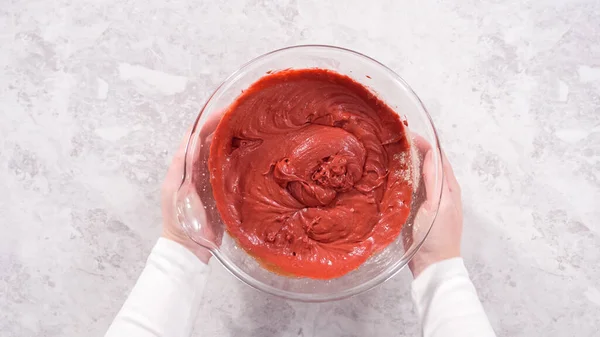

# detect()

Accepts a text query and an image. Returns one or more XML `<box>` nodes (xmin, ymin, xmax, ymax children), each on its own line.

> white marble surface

<box><xmin>1</xmin><ymin>0</ymin><xmax>599</xmax><ymax>336</ymax></box>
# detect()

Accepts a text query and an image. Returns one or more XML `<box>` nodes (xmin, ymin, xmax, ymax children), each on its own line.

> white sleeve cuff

<box><xmin>411</xmin><ymin>257</ymin><xmax>496</xmax><ymax>337</ymax></box>
<box><xmin>150</xmin><ymin>237</ymin><xmax>209</xmax><ymax>278</ymax></box>
<box><xmin>412</xmin><ymin>257</ymin><xmax>469</xmax><ymax>303</ymax></box>
<box><xmin>105</xmin><ymin>238</ymin><xmax>210</xmax><ymax>337</ymax></box>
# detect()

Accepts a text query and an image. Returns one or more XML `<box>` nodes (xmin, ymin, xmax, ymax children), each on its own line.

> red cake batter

<box><xmin>208</xmin><ymin>69</ymin><xmax>412</xmax><ymax>279</ymax></box>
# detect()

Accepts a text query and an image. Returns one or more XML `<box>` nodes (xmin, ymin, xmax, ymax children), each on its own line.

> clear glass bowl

<box><xmin>175</xmin><ymin>45</ymin><xmax>443</xmax><ymax>302</ymax></box>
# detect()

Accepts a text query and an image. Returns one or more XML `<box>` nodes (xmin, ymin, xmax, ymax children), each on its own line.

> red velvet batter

<box><xmin>208</xmin><ymin>69</ymin><xmax>412</xmax><ymax>279</ymax></box>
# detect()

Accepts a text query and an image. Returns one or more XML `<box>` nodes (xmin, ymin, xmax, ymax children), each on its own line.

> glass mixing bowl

<box><xmin>175</xmin><ymin>45</ymin><xmax>443</xmax><ymax>302</ymax></box>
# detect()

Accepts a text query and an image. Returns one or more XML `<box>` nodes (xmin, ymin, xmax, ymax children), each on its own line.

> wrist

<box><xmin>408</xmin><ymin>251</ymin><xmax>460</xmax><ymax>278</ymax></box>
<box><xmin>161</xmin><ymin>229</ymin><xmax>212</xmax><ymax>264</ymax></box>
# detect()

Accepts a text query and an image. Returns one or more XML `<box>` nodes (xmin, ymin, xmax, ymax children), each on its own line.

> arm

<box><xmin>105</xmin><ymin>239</ymin><xmax>209</xmax><ymax>337</ymax></box>
<box><xmin>106</xmin><ymin>129</ymin><xmax>213</xmax><ymax>337</ymax></box>
<box><xmin>411</xmin><ymin>258</ymin><xmax>495</xmax><ymax>337</ymax></box>
<box><xmin>409</xmin><ymin>144</ymin><xmax>495</xmax><ymax>336</ymax></box>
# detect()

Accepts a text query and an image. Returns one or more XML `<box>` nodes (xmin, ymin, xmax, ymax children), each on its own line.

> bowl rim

<box><xmin>179</xmin><ymin>44</ymin><xmax>443</xmax><ymax>302</ymax></box>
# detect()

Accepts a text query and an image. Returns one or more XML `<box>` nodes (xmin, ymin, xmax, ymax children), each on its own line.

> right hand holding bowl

<box><xmin>409</xmin><ymin>138</ymin><xmax>463</xmax><ymax>278</ymax></box>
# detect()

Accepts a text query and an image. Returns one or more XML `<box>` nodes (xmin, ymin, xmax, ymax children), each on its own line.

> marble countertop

<box><xmin>1</xmin><ymin>0</ymin><xmax>599</xmax><ymax>336</ymax></box>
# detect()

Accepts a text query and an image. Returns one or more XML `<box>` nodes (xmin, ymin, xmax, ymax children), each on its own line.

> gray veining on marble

<box><xmin>1</xmin><ymin>0</ymin><xmax>599</xmax><ymax>336</ymax></box>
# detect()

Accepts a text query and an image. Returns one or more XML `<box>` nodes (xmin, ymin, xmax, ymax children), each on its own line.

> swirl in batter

<box><xmin>209</xmin><ymin>69</ymin><xmax>412</xmax><ymax>279</ymax></box>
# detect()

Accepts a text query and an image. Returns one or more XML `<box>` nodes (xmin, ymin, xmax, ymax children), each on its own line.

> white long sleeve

<box><xmin>411</xmin><ymin>257</ymin><xmax>496</xmax><ymax>337</ymax></box>
<box><xmin>106</xmin><ymin>242</ymin><xmax>493</xmax><ymax>337</ymax></box>
<box><xmin>105</xmin><ymin>238</ymin><xmax>209</xmax><ymax>337</ymax></box>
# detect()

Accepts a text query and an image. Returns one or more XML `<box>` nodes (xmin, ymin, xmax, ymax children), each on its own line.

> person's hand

<box><xmin>408</xmin><ymin>142</ymin><xmax>463</xmax><ymax>278</ymax></box>
<box><xmin>161</xmin><ymin>129</ymin><xmax>212</xmax><ymax>264</ymax></box>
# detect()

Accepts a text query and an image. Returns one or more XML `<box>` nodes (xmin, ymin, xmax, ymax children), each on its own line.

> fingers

<box><xmin>441</xmin><ymin>150</ymin><xmax>460</xmax><ymax>195</ymax></box>
<box><xmin>421</xmin><ymin>149</ymin><xmax>438</xmax><ymax>211</ymax></box>
<box><xmin>416</xmin><ymin>139</ymin><xmax>461</xmax><ymax>209</ymax></box>
<box><xmin>410</xmin><ymin>132</ymin><xmax>432</xmax><ymax>155</ymax></box>
<box><xmin>166</xmin><ymin>113</ymin><xmax>222</xmax><ymax>188</ymax></box>
<box><xmin>177</xmin><ymin>125</ymin><xmax>194</xmax><ymax>157</ymax></box>
<box><xmin>411</xmin><ymin>132</ymin><xmax>441</xmax><ymax>211</ymax></box>
<box><xmin>198</xmin><ymin>113</ymin><xmax>223</xmax><ymax>140</ymax></box>
<box><xmin>164</xmin><ymin>126</ymin><xmax>194</xmax><ymax>192</ymax></box>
